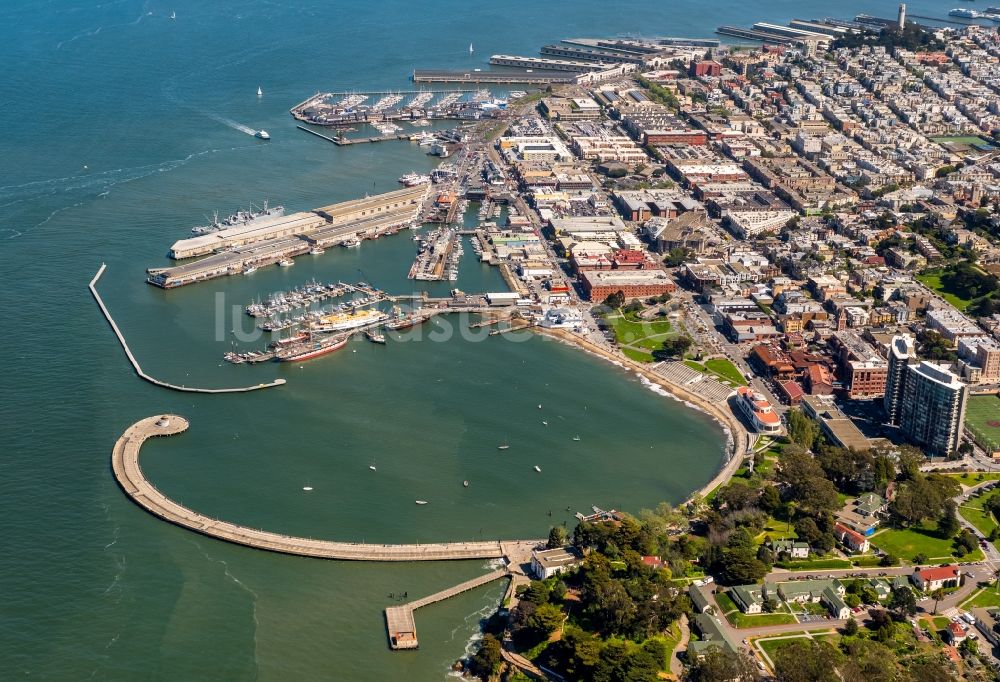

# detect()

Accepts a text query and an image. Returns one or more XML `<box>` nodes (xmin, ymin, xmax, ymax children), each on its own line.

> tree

<box><xmin>655</xmin><ymin>335</ymin><xmax>694</xmax><ymax>359</ymax></box>
<box><xmin>759</xmin><ymin>485</ymin><xmax>781</xmax><ymax>513</ymax></box>
<box><xmin>604</xmin><ymin>290</ymin><xmax>626</xmax><ymax>310</ymax></box>
<box><xmin>547</xmin><ymin>525</ymin><xmax>568</xmax><ymax>549</ymax></box>
<box><xmin>685</xmin><ymin>648</ymin><xmax>760</xmax><ymax>682</ymax></box>
<box><xmin>528</xmin><ymin>602</ymin><xmax>565</xmax><ymax>637</ymax></box>
<box><xmin>843</xmin><ymin>617</ymin><xmax>859</xmax><ymax>636</ymax></box>
<box><xmin>888</xmin><ymin>585</ymin><xmax>917</xmax><ymax>618</ymax></box>
<box><xmin>664</xmin><ymin>247</ymin><xmax>693</xmax><ymax>267</ymax></box>
<box><xmin>938</xmin><ymin>500</ymin><xmax>960</xmax><ymax>539</ymax></box>
<box><xmin>772</xmin><ymin>640</ymin><xmax>843</xmax><ymax>682</ymax></box>
<box><xmin>930</xmin><ymin>587</ymin><xmax>946</xmax><ymax>615</ymax></box>
<box><xmin>786</xmin><ymin>409</ymin><xmax>820</xmax><ymax>450</ymax></box>
<box><xmin>467</xmin><ymin>633</ymin><xmax>503</xmax><ymax>680</ymax></box>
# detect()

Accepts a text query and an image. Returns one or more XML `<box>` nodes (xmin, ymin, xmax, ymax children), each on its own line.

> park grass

<box><xmin>851</xmin><ymin>555</ymin><xmax>885</xmax><ymax>568</ymax></box>
<box><xmin>622</xmin><ymin>347</ymin><xmax>654</xmax><ymax>363</ymax></box>
<box><xmin>930</xmin><ymin>135</ymin><xmax>995</xmax><ymax>146</ymax></box>
<box><xmin>872</xmin><ymin>523</ymin><xmax>984</xmax><ymax>562</ymax></box>
<box><xmin>962</xmin><ymin>585</ymin><xmax>1000</xmax><ymax>610</ymax></box>
<box><xmin>754</xmin><ymin>514</ymin><xmax>796</xmax><ymax>543</ymax></box>
<box><xmin>777</xmin><ymin>558</ymin><xmax>853</xmax><ymax>571</ymax></box>
<box><xmin>685</xmin><ymin>360</ymin><xmax>708</xmax><ymax>373</ymax></box>
<box><xmin>704</xmin><ymin>358</ymin><xmax>747</xmax><ymax>386</ymax></box>
<box><xmin>916</xmin><ymin>270</ymin><xmax>972</xmax><ymax>311</ymax></box>
<box><xmin>757</xmin><ymin>634</ymin><xmax>810</xmax><ymax>662</ymax></box>
<box><xmin>959</xmin><ymin>496</ymin><xmax>998</xmax><ymax>538</ymax></box>
<box><xmin>966</xmin><ymin>395</ymin><xmax>1000</xmax><ymax>453</ymax></box>
<box><xmin>729</xmin><ymin>611</ymin><xmax>798</xmax><ymax>628</ymax></box>
<box><xmin>947</xmin><ymin>471</ymin><xmax>1000</xmax><ymax>487</ymax></box>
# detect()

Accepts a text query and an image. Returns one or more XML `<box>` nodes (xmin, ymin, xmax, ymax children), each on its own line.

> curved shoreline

<box><xmin>531</xmin><ymin>326</ymin><xmax>750</xmax><ymax>503</ymax></box>
<box><xmin>112</xmin><ymin>415</ymin><xmax>540</xmax><ymax>561</ymax></box>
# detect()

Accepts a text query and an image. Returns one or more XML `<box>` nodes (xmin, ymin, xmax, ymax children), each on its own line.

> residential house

<box><xmin>912</xmin><ymin>565</ymin><xmax>962</xmax><ymax>592</ymax></box>
<box><xmin>730</xmin><ymin>584</ymin><xmax>765</xmax><ymax>614</ymax></box>
<box><xmin>834</xmin><ymin>522</ymin><xmax>871</xmax><ymax>553</ymax></box>
<box><xmin>771</xmin><ymin>539</ymin><xmax>811</xmax><ymax>559</ymax></box>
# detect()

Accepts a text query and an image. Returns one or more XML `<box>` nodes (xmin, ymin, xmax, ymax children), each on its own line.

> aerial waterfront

<box><xmin>5</xmin><ymin>0</ymin><xmax>999</xmax><ymax>680</ymax></box>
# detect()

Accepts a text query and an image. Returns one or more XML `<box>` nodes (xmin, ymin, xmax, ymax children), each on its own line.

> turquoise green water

<box><xmin>0</xmin><ymin>0</ymin><xmax>947</xmax><ymax>677</ymax></box>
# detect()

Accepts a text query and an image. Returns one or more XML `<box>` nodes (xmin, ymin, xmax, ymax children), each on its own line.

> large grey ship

<box><xmin>190</xmin><ymin>200</ymin><xmax>285</xmax><ymax>235</ymax></box>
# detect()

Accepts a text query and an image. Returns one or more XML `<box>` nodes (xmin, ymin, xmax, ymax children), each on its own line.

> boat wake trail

<box><xmin>0</xmin><ymin>145</ymin><xmax>257</xmax><ymax>240</ymax></box>
<box><xmin>200</xmin><ymin>110</ymin><xmax>258</xmax><ymax>136</ymax></box>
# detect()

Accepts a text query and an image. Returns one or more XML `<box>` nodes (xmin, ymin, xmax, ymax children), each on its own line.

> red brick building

<box><xmin>580</xmin><ymin>269</ymin><xmax>676</xmax><ymax>301</ymax></box>
<box><xmin>689</xmin><ymin>60</ymin><xmax>722</xmax><ymax>78</ymax></box>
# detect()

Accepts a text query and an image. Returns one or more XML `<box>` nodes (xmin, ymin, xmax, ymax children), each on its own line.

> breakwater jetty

<box><xmin>90</xmin><ymin>265</ymin><xmax>286</xmax><ymax>394</ymax></box>
<box><xmin>112</xmin><ymin>415</ymin><xmax>540</xmax><ymax>561</ymax></box>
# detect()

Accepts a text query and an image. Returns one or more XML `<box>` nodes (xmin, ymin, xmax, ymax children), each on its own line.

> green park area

<box><xmin>872</xmin><ymin>523</ymin><xmax>984</xmax><ymax>562</ymax></box>
<box><xmin>916</xmin><ymin>270</ymin><xmax>972</xmax><ymax>311</ymax></box>
<box><xmin>947</xmin><ymin>472</ymin><xmax>1000</xmax><ymax>487</ymax></box>
<box><xmin>603</xmin><ymin>309</ymin><xmax>679</xmax><ymax>363</ymax></box>
<box><xmin>959</xmin><ymin>494</ymin><xmax>999</xmax><ymax>538</ymax></box>
<box><xmin>966</xmin><ymin>395</ymin><xmax>1000</xmax><ymax>453</ymax></box>
<box><xmin>685</xmin><ymin>358</ymin><xmax>747</xmax><ymax>386</ymax></box>
<box><xmin>962</xmin><ymin>585</ymin><xmax>1000</xmax><ymax>610</ymax></box>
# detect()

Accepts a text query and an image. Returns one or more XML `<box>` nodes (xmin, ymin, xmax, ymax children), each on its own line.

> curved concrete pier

<box><xmin>112</xmin><ymin>415</ymin><xmax>534</xmax><ymax>561</ymax></box>
<box><xmin>90</xmin><ymin>263</ymin><xmax>286</xmax><ymax>394</ymax></box>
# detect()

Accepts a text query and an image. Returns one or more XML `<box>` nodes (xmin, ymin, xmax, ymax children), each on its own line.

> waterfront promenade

<box><xmin>112</xmin><ymin>414</ymin><xmax>540</xmax><ymax>561</ymax></box>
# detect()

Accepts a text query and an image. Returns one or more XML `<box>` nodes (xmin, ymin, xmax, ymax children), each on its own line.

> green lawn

<box><xmin>959</xmin><ymin>497</ymin><xmax>999</xmax><ymax>537</ymax></box>
<box><xmin>963</xmin><ymin>585</ymin><xmax>1000</xmax><ymax>609</ymax></box>
<box><xmin>657</xmin><ymin>622</ymin><xmax>683</xmax><ymax>667</ymax></box>
<box><xmin>947</xmin><ymin>472</ymin><xmax>1000</xmax><ymax>487</ymax></box>
<box><xmin>755</xmin><ymin>514</ymin><xmax>796</xmax><ymax>543</ymax></box>
<box><xmin>757</xmin><ymin>634</ymin><xmax>810</xmax><ymax>662</ymax></box>
<box><xmin>715</xmin><ymin>591</ymin><xmax>739</xmax><ymax>615</ymax></box>
<box><xmin>872</xmin><ymin>524</ymin><xmax>985</xmax><ymax>562</ymax></box>
<box><xmin>729</xmin><ymin>611</ymin><xmax>798</xmax><ymax>628</ymax></box>
<box><xmin>704</xmin><ymin>358</ymin><xmax>747</xmax><ymax>386</ymax></box>
<box><xmin>777</xmin><ymin>558</ymin><xmax>853</xmax><ymax>570</ymax></box>
<box><xmin>622</xmin><ymin>347</ymin><xmax>654</xmax><ymax>363</ymax></box>
<box><xmin>917</xmin><ymin>271</ymin><xmax>973</xmax><ymax>311</ymax></box>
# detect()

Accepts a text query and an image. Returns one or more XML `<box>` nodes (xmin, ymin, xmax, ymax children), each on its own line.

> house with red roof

<box><xmin>912</xmin><ymin>565</ymin><xmax>962</xmax><ymax>592</ymax></box>
<box><xmin>834</xmin><ymin>522</ymin><xmax>870</xmax><ymax>553</ymax></box>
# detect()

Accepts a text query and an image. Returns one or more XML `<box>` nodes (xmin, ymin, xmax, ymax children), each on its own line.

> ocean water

<box><xmin>0</xmin><ymin>0</ymin><xmax>950</xmax><ymax>678</ymax></box>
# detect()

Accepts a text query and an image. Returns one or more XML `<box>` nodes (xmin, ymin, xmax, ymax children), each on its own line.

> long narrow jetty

<box><xmin>386</xmin><ymin>569</ymin><xmax>510</xmax><ymax>649</ymax></box>
<box><xmin>90</xmin><ymin>265</ymin><xmax>286</xmax><ymax>394</ymax></box>
<box><xmin>112</xmin><ymin>415</ymin><xmax>538</xmax><ymax>561</ymax></box>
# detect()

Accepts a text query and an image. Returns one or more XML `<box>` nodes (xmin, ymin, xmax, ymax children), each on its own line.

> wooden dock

<box><xmin>90</xmin><ymin>264</ymin><xmax>287</xmax><ymax>394</ymax></box>
<box><xmin>112</xmin><ymin>415</ymin><xmax>541</xmax><ymax>562</ymax></box>
<box><xmin>297</xmin><ymin>125</ymin><xmax>412</xmax><ymax>146</ymax></box>
<box><xmin>385</xmin><ymin>569</ymin><xmax>510</xmax><ymax>649</ymax></box>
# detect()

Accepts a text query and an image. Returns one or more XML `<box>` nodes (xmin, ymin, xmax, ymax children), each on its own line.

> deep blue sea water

<box><xmin>0</xmin><ymin>1</ymin><xmax>955</xmax><ymax>678</ymax></box>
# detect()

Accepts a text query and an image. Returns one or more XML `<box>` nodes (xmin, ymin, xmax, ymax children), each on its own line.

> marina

<box><xmin>244</xmin><ymin>281</ymin><xmax>383</xmax><ymax>318</ymax></box>
<box><xmin>290</xmin><ymin>88</ymin><xmax>506</xmax><ymax>128</ymax></box>
<box><xmin>407</xmin><ymin>227</ymin><xmax>462</xmax><ymax>281</ymax></box>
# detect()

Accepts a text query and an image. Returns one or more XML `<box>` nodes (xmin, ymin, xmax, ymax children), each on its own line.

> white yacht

<box><xmin>255</xmin><ymin>130</ymin><xmax>270</xmax><ymax>140</ymax></box>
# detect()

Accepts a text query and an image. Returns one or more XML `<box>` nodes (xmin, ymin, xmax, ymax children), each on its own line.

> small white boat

<box><xmin>170</xmin><ymin>10</ymin><xmax>176</xmax><ymax>19</ymax></box>
<box><xmin>343</xmin><ymin>238</ymin><xmax>361</xmax><ymax>248</ymax></box>
<box><xmin>415</xmin><ymin>500</ymin><xmax>428</xmax><ymax>505</ymax></box>
<box><xmin>534</xmin><ymin>466</ymin><xmax>541</xmax><ymax>473</ymax></box>
<box><xmin>497</xmin><ymin>443</ymin><xmax>509</xmax><ymax>451</ymax></box>
<box><xmin>463</xmin><ymin>480</ymin><xmax>469</xmax><ymax>487</ymax></box>
<box><xmin>278</xmin><ymin>258</ymin><xmax>294</xmax><ymax>267</ymax></box>
<box><xmin>572</xmin><ymin>435</ymin><xmax>581</xmax><ymax>441</ymax></box>
<box><xmin>255</xmin><ymin>130</ymin><xmax>270</xmax><ymax>140</ymax></box>
<box><xmin>542</xmin><ymin>420</ymin><xmax>548</xmax><ymax>426</ymax></box>
<box><xmin>257</xmin><ymin>86</ymin><xmax>263</xmax><ymax>97</ymax></box>
<box><xmin>309</xmin><ymin>246</ymin><xmax>325</xmax><ymax>255</ymax></box>
<box><xmin>369</xmin><ymin>465</ymin><xmax>377</xmax><ymax>472</ymax></box>
<box><xmin>242</xmin><ymin>265</ymin><xmax>258</xmax><ymax>275</ymax></box>
<box><xmin>537</xmin><ymin>404</ymin><xmax>542</xmax><ymax>409</ymax></box>
<box><xmin>302</xmin><ymin>486</ymin><xmax>313</xmax><ymax>491</ymax></box>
